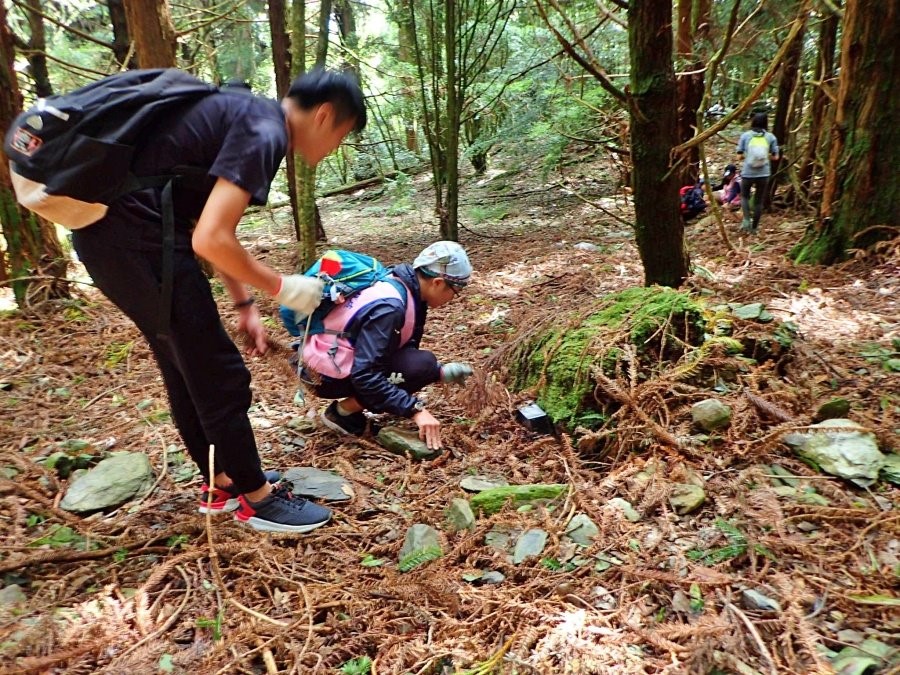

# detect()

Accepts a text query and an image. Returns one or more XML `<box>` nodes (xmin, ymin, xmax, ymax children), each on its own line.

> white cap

<box><xmin>413</xmin><ymin>241</ymin><xmax>472</xmax><ymax>287</ymax></box>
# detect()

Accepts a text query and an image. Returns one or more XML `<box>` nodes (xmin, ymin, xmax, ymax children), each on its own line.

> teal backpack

<box><xmin>279</xmin><ymin>249</ymin><xmax>405</xmax><ymax>338</ymax></box>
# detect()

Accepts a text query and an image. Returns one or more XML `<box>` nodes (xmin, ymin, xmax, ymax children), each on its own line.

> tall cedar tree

<box><xmin>0</xmin><ymin>1</ymin><xmax>67</xmax><ymax>304</ymax></box>
<box><xmin>629</xmin><ymin>1</ymin><xmax>689</xmax><ymax>287</ymax></box>
<box><xmin>793</xmin><ymin>0</ymin><xmax>900</xmax><ymax>263</ymax></box>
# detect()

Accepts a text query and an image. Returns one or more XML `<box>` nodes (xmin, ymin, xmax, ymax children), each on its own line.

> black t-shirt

<box><xmin>92</xmin><ymin>91</ymin><xmax>288</xmax><ymax>248</ymax></box>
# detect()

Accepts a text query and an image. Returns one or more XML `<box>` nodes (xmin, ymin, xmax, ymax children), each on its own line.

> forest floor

<box><xmin>0</xmin><ymin>151</ymin><xmax>898</xmax><ymax>675</ymax></box>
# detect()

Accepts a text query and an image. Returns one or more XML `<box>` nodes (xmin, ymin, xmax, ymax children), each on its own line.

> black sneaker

<box><xmin>320</xmin><ymin>401</ymin><xmax>368</xmax><ymax>436</ymax></box>
<box><xmin>198</xmin><ymin>470</ymin><xmax>281</xmax><ymax>514</ymax></box>
<box><xmin>234</xmin><ymin>485</ymin><xmax>332</xmax><ymax>533</ymax></box>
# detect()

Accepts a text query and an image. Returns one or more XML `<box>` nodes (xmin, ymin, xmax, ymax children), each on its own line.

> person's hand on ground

<box><xmin>413</xmin><ymin>409</ymin><xmax>442</xmax><ymax>449</ymax></box>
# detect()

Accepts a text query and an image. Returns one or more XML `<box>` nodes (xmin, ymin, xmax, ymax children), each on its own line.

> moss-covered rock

<box><xmin>508</xmin><ymin>287</ymin><xmax>707</xmax><ymax>427</ymax></box>
<box><xmin>470</xmin><ymin>484</ymin><xmax>567</xmax><ymax>515</ymax></box>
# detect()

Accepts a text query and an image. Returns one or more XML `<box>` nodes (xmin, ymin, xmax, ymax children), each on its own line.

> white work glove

<box><xmin>440</xmin><ymin>362</ymin><xmax>474</xmax><ymax>385</ymax></box>
<box><xmin>274</xmin><ymin>275</ymin><xmax>325</xmax><ymax>315</ymax></box>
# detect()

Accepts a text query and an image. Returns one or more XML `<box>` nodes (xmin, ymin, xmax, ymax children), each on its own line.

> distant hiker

<box><xmin>736</xmin><ymin>112</ymin><xmax>779</xmax><ymax>233</ymax></box>
<box><xmin>286</xmin><ymin>241</ymin><xmax>474</xmax><ymax>451</ymax></box>
<box><xmin>65</xmin><ymin>68</ymin><xmax>366</xmax><ymax>533</ymax></box>
<box><xmin>679</xmin><ymin>178</ymin><xmax>708</xmax><ymax>221</ymax></box>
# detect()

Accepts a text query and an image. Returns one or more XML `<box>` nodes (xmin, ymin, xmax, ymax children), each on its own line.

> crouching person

<box><xmin>294</xmin><ymin>242</ymin><xmax>474</xmax><ymax>450</ymax></box>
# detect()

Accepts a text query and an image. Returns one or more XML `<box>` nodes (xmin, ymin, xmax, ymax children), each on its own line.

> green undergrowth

<box><xmin>509</xmin><ymin>286</ymin><xmax>708</xmax><ymax>428</ymax></box>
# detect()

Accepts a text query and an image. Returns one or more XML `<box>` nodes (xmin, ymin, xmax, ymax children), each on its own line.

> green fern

<box><xmin>398</xmin><ymin>546</ymin><xmax>442</xmax><ymax>572</ymax></box>
<box><xmin>687</xmin><ymin>519</ymin><xmax>748</xmax><ymax>565</ymax></box>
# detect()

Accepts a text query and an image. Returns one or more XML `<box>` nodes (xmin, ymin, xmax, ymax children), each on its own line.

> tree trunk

<box><xmin>396</xmin><ymin>1</ymin><xmax>419</xmax><ymax>153</ymax></box>
<box><xmin>792</xmin><ymin>0</ymin><xmax>900</xmax><ymax>264</ymax></box>
<box><xmin>674</xmin><ymin>0</ymin><xmax>703</xmax><ymax>185</ymax></box>
<box><xmin>765</xmin><ymin>11</ymin><xmax>807</xmax><ymax>207</ymax></box>
<box><xmin>0</xmin><ymin>1</ymin><xmax>67</xmax><ymax>305</ymax></box>
<box><xmin>796</xmin><ymin>5</ymin><xmax>838</xmax><ymax>198</ymax></box>
<box><xmin>122</xmin><ymin>0</ymin><xmax>177</xmax><ymax>69</ymax></box>
<box><xmin>107</xmin><ymin>0</ymin><xmax>136</xmax><ymax>68</ymax></box>
<box><xmin>268</xmin><ymin>0</ymin><xmax>300</xmax><ymax>241</ymax></box>
<box><xmin>291</xmin><ymin>0</ymin><xmax>323</xmax><ymax>268</ymax></box>
<box><xmin>628</xmin><ymin>0</ymin><xmax>689</xmax><ymax>287</ymax></box>
<box><xmin>441</xmin><ymin>0</ymin><xmax>459</xmax><ymax>240</ymax></box>
<box><xmin>23</xmin><ymin>0</ymin><xmax>51</xmax><ymax>96</ymax></box>
<box><xmin>315</xmin><ymin>0</ymin><xmax>332</xmax><ymax>68</ymax></box>
<box><xmin>333</xmin><ymin>0</ymin><xmax>359</xmax><ymax>73</ymax></box>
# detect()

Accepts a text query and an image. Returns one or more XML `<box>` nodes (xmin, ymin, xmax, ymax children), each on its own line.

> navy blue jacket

<box><xmin>342</xmin><ymin>263</ymin><xmax>428</xmax><ymax>417</ymax></box>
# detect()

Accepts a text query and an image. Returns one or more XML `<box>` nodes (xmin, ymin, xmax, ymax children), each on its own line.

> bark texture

<box><xmin>122</xmin><ymin>0</ymin><xmax>177</xmax><ymax>68</ymax></box>
<box><xmin>628</xmin><ymin>0</ymin><xmax>689</xmax><ymax>287</ymax></box>
<box><xmin>794</xmin><ymin>0</ymin><xmax>900</xmax><ymax>263</ymax></box>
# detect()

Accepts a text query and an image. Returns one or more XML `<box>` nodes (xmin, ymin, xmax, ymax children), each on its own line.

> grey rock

<box><xmin>607</xmin><ymin>497</ymin><xmax>641</xmax><ymax>523</ymax></box>
<box><xmin>479</xmin><ymin>571</ymin><xmax>506</xmax><ymax>585</ymax></box>
<box><xmin>485</xmin><ymin>528</ymin><xmax>516</xmax><ymax>552</ymax></box>
<box><xmin>741</xmin><ymin>588</ymin><xmax>781</xmax><ymax>612</ymax></box>
<box><xmin>60</xmin><ymin>453</ymin><xmax>153</xmax><ymax>513</ymax></box>
<box><xmin>881</xmin><ymin>454</ymin><xmax>900</xmax><ymax>486</ymax></box>
<box><xmin>692</xmin><ymin>399</ymin><xmax>732</xmax><ymax>432</ymax></box>
<box><xmin>565</xmin><ymin>513</ymin><xmax>600</xmax><ymax>545</ymax></box>
<box><xmin>463</xmin><ymin>570</ymin><xmax>505</xmax><ymax>585</ymax></box>
<box><xmin>459</xmin><ymin>475</ymin><xmax>509</xmax><ymax>492</ymax></box>
<box><xmin>788</xmin><ymin>419</ymin><xmax>885</xmax><ymax>486</ymax></box>
<box><xmin>399</xmin><ymin>524</ymin><xmax>441</xmax><ymax>561</ymax></box>
<box><xmin>669</xmin><ymin>484</ymin><xmax>706</xmax><ymax>515</ymax></box>
<box><xmin>446</xmin><ymin>498</ymin><xmax>476</xmax><ymax>532</ymax></box>
<box><xmin>814</xmin><ymin>397</ymin><xmax>851</xmax><ymax>422</ymax></box>
<box><xmin>836</xmin><ymin>630</ymin><xmax>866</xmax><ymax>645</ymax></box>
<box><xmin>0</xmin><ymin>584</ymin><xmax>27</xmax><ymax>608</ymax></box>
<box><xmin>377</xmin><ymin>426</ymin><xmax>441</xmax><ymax>460</ymax></box>
<box><xmin>513</xmin><ymin>528</ymin><xmax>548</xmax><ymax>564</ymax></box>
<box><xmin>732</xmin><ymin>303</ymin><xmax>765</xmax><ymax>320</ymax></box>
<box><xmin>283</xmin><ymin>467</ymin><xmax>354</xmax><ymax>501</ymax></box>
<box><xmin>574</xmin><ymin>242</ymin><xmax>600</xmax><ymax>252</ymax></box>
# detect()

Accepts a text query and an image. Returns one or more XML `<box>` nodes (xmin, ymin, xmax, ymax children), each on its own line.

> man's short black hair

<box><xmin>287</xmin><ymin>68</ymin><xmax>366</xmax><ymax>132</ymax></box>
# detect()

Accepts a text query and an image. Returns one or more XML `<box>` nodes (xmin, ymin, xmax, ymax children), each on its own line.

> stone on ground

<box><xmin>470</xmin><ymin>484</ymin><xmax>567</xmax><ymax>515</ymax></box>
<box><xmin>691</xmin><ymin>399</ymin><xmax>732</xmax><ymax>432</ymax></box>
<box><xmin>459</xmin><ymin>475</ymin><xmax>509</xmax><ymax>492</ymax></box>
<box><xmin>606</xmin><ymin>498</ymin><xmax>641</xmax><ymax>523</ymax></box>
<box><xmin>283</xmin><ymin>467</ymin><xmax>354</xmax><ymax>501</ymax></box>
<box><xmin>513</xmin><ymin>529</ymin><xmax>548</xmax><ymax>564</ymax></box>
<box><xmin>377</xmin><ymin>426</ymin><xmax>441</xmax><ymax>460</ymax></box>
<box><xmin>814</xmin><ymin>397</ymin><xmax>850</xmax><ymax>422</ymax></box>
<box><xmin>668</xmin><ymin>484</ymin><xmax>706</xmax><ymax>515</ymax></box>
<box><xmin>0</xmin><ymin>584</ymin><xmax>27</xmax><ymax>609</ymax></box>
<box><xmin>741</xmin><ymin>588</ymin><xmax>781</xmax><ymax>612</ymax></box>
<box><xmin>445</xmin><ymin>498</ymin><xmax>476</xmax><ymax>532</ymax></box>
<box><xmin>60</xmin><ymin>453</ymin><xmax>153</xmax><ymax>513</ymax></box>
<box><xmin>784</xmin><ymin>418</ymin><xmax>885</xmax><ymax>486</ymax></box>
<box><xmin>398</xmin><ymin>524</ymin><xmax>442</xmax><ymax>572</ymax></box>
<box><xmin>565</xmin><ymin>513</ymin><xmax>600</xmax><ymax>545</ymax></box>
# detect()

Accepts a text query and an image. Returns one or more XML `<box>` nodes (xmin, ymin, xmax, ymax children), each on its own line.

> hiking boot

<box><xmin>740</xmin><ymin>218</ymin><xmax>752</xmax><ymax>232</ymax></box>
<box><xmin>320</xmin><ymin>401</ymin><xmax>368</xmax><ymax>436</ymax></box>
<box><xmin>234</xmin><ymin>484</ymin><xmax>332</xmax><ymax>533</ymax></box>
<box><xmin>198</xmin><ymin>470</ymin><xmax>281</xmax><ymax>514</ymax></box>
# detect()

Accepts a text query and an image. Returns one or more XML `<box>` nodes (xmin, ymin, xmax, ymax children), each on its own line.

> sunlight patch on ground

<box><xmin>528</xmin><ymin>609</ymin><xmax>645</xmax><ymax>673</ymax></box>
<box><xmin>769</xmin><ymin>283</ymin><xmax>898</xmax><ymax>343</ymax></box>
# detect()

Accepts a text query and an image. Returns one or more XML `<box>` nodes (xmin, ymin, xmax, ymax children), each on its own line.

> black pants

<box><xmin>72</xmin><ymin>227</ymin><xmax>267</xmax><ymax>494</ymax></box>
<box><xmin>306</xmin><ymin>347</ymin><xmax>440</xmax><ymax>401</ymax></box>
<box><xmin>740</xmin><ymin>175</ymin><xmax>768</xmax><ymax>228</ymax></box>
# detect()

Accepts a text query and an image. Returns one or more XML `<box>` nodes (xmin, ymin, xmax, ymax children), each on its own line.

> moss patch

<box><xmin>509</xmin><ymin>286</ymin><xmax>707</xmax><ymax>428</ymax></box>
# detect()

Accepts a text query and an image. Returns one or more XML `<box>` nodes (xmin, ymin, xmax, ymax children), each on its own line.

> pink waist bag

<box><xmin>302</xmin><ymin>278</ymin><xmax>415</xmax><ymax>380</ymax></box>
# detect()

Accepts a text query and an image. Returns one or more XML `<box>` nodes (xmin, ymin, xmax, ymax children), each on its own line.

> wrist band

<box><xmin>234</xmin><ymin>296</ymin><xmax>255</xmax><ymax>309</ymax></box>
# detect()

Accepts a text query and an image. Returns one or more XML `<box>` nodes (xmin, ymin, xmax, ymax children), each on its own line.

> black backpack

<box><xmin>3</xmin><ymin>68</ymin><xmax>218</xmax><ymax>229</ymax></box>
